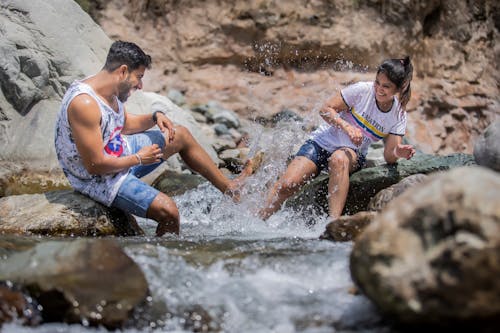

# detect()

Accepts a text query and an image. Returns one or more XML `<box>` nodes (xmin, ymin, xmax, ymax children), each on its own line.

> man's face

<box><xmin>117</xmin><ymin>66</ymin><xmax>146</xmax><ymax>102</ymax></box>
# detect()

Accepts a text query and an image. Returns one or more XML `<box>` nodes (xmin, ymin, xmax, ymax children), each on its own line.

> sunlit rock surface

<box><xmin>0</xmin><ymin>190</ymin><xmax>143</xmax><ymax>236</ymax></box>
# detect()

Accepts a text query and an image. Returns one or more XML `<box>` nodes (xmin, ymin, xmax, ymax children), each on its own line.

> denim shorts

<box><xmin>111</xmin><ymin>130</ymin><xmax>166</xmax><ymax>217</ymax></box>
<box><xmin>295</xmin><ymin>140</ymin><xmax>366</xmax><ymax>172</ymax></box>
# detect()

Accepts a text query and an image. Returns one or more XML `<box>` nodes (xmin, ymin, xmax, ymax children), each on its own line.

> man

<box><xmin>55</xmin><ymin>41</ymin><xmax>254</xmax><ymax>236</ymax></box>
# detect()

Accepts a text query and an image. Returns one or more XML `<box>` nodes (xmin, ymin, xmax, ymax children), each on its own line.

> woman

<box><xmin>259</xmin><ymin>56</ymin><xmax>416</xmax><ymax>221</ymax></box>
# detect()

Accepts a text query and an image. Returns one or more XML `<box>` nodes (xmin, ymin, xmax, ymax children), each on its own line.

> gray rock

<box><xmin>351</xmin><ymin>166</ymin><xmax>500</xmax><ymax>326</ymax></box>
<box><xmin>213</xmin><ymin>123</ymin><xmax>230</xmax><ymax>136</ymax></box>
<box><xmin>166</xmin><ymin>89</ymin><xmax>186</xmax><ymax>106</ymax></box>
<box><xmin>213</xmin><ymin>109</ymin><xmax>240</xmax><ymax>129</ymax></box>
<box><xmin>367</xmin><ymin>173</ymin><xmax>429</xmax><ymax>211</ymax></box>
<box><xmin>0</xmin><ymin>239</ymin><xmax>148</xmax><ymax>328</ymax></box>
<box><xmin>0</xmin><ymin>0</ymin><xmax>111</xmax><ymax>167</ymax></box>
<box><xmin>473</xmin><ymin>119</ymin><xmax>500</xmax><ymax>171</ymax></box>
<box><xmin>0</xmin><ymin>0</ymin><xmax>220</xmax><ymax>173</ymax></box>
<box><xmin>0</xmin><ymin>190</ymin><xmax>144</xmax><ymax>236</ymax></box>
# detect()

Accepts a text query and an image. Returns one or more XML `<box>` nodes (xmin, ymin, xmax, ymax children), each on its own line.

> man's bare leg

<box><xmin>147</xmin><ymin>192</ymin><xmax>180</xmax><ymax>236</ymax></box>
<box><xmin>327</xmin><ymin>148</ymin><xmax>358</xmax><ymax>220</ymax></box>
<box><xmin>162</xmin><ymin>125</ymin><xmax>260</xmax><ymax>199</ymax></box>
<box><xmin>258</xmin><ymin>157</ymin><xmax>318</xmax><ymax>220</ymax></box>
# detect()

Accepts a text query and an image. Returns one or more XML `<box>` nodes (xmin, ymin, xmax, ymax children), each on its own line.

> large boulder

<box><xmin>0</xmin><ymin>0</ymin><xmax>219</xmax><ymax>170</ymax></box>
<box><xmin>474</xmin><ymin>119</ymin><xmax>500</xmax><ymax>172</ymax></box>
<box><xmin>0</xmin><ymin>0</ymin><xmax>110</xmax><ymax>168</ymax></box>
<box><xmin>0</xmin><ymin>239</ymin><xmax>148</xmax><ymax>328</ymax></box>
<box><xmin>0</xmin><ymin>190</ymin><xmax>144</xmax><ymax>236</ymax></box>
<box><xmin>350</xmin><ymin>166</ymin><xmax>500</xmax><ymax>327</ymax></box>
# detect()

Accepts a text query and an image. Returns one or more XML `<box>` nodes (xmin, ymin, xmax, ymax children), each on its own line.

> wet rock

<box><xmin>321</xmin><ymin>211</ymin><xmax>378</xmax><ymax>242</ymax></box>
<box><xmin>271</xmin><ymin>109</ymin><xmax>303</xmax><ymax>125</ymax></box>
<box><xmin>0</xmin><ymin>239</ymin><xmax>149</xmax><ymax>329</ymax></box>
<box><xmin>218</xmin><ymin>147</ymin><xmax>250</xmax><ymax>172</ymax></box>
<box><xmin>474</xmin><ymin>119</ymin><xmax>500</xmax><ymax>172</ymax></box>
<box><xmin>350</xmin><ymin>166</ymin><xmax>500</xmax><ymax>327</ymax></box>
<box><xmin>0</xmin><ymin>190</ymin><xmax>144</xmax><ymax>236</ymax></box>
<box><xmin>288</xmin><ymin>152</ymin><xmax>475</xmax><ymax>216</ymax></box>
<box><xmin>0</xmin><ymin>281</ymin><xmax>42</xmax><ymax>327</ymax></box>
<box><xmin>367</xmin><ymin>174</ymin><xmax>429</xmax><ymax>211</ymax></box>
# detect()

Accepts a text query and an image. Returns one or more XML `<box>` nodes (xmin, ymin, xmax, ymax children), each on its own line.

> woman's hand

<box><xmin>136</xmin><ymin>144</ymin><xmax>163</xmax><ymax>165</ymax></box>
<box><xmin>394</xmin><ymin>144</ymin><xmax>415</xmax><ymax>160</ymax></box>
<box><xmin>155</xmin><ymin>113</ymin><xmax>176</xmax><ymax>143</ymax></box>
<box><xmin>344</xmin><ymin>124</ymin><xmax>363</xmax><ymax>146</ymax></box>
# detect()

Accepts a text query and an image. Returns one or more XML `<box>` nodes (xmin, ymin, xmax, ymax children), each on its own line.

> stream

<box><xmin>1</xmin><ymin>119</ymin><xmax>389</xmax><ymax>333</ymax></box>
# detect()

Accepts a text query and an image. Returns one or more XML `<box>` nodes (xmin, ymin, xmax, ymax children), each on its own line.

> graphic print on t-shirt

<box><xmin>104</xmin><ymin>127</ymin><xmax>124</xmax><ymax>156</ymax></box>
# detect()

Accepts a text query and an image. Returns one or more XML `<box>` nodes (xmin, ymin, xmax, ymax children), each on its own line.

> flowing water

<box><xmin>2</xmin><ymin>117</ymin><xmax>389</xmax><ymax>333</ymax></box>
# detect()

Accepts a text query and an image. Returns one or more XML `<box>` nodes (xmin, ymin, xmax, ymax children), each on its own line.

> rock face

<box><xmin>0</xmin><ymin>190</ymin><xmax>144</xmax><ymax>236</ymax></box>
<box><xmin>0</xmin><ymin>0</ymin><xmax>220</xmax><ymax>170</ymax></box>
<box><xmin>0</xmin><ymin>0</ymin><xmax>110</xmax><ymax>167</ymax></box>
<box><xmin>95</xmin><ymin>0</ymin><xmax>500</xmax><ymax>155</ymax></box>
<box><xmin>474</xmin><ymin>119</ymin><xmax>500</xmax><ymax>171</ymax></box>
<box><xmin>350</xmin><ymin>167</ymin><xmax>500</xmax><ymax>327</ymax></box>
<box><xmin>0</xmin><ymin>239</ymin><xmax>148</xmax><ymax>328</ymax></box>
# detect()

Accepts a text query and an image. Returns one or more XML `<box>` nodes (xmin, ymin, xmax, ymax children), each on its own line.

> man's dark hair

<box><xmin>103</xmin><ymin>40</ymin><xmax>152</xmax><ymax>72</ymax></box>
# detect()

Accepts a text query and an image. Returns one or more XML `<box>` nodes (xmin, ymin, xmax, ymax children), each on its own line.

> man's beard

<box><xmin>117</xmin><ymin>79</ymin><xmax>132</xmax><ymax>102</ymax></box>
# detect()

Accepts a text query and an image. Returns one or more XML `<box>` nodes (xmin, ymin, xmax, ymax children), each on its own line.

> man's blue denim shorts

<box><xmin>110</xmin><ymin>130</ymin><xmax>166</xmax><ymax>217</ymax></box>
<box><xmin>295</xmin><ymin>140</ymin><xmax>365</xmax><ymax>172</ymax></box>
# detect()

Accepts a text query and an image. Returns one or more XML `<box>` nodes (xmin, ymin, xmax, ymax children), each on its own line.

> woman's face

<box><xmin>374</xmin><ymin>72</ymin><xmax>399</xmax><ymax>104</ymax></box>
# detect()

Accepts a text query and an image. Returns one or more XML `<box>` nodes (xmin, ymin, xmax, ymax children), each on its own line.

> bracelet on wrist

<box><xmin>152</xmin><ymin>110</ymin><xmax>165</xmax><ymax>123</ymax></box>
<box><xmin>135</xmin><ymin>153</ymin><xmax>142</xmax><ymax>165</ymax></box>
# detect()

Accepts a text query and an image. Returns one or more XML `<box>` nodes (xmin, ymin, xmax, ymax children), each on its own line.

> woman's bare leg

<box><xmin>327</xmin><ymin>148</ymin><xmax>359</xmax><ymax>220</ymax></box>
<box><xmin>258</xmin><ymin>156</ymin><xmax>318</xmax><ymax>220</ymax></box>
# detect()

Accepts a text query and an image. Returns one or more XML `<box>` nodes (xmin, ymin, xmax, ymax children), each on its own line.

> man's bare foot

<box><xmin>240</xmin><ymin>151</ymin><xmax>265</xmax><ymax>177</ymax></box>
<box><xmin>224</xmin><ymin>151</ymin><xmax>265</xmax><ymax>203</ymax></box>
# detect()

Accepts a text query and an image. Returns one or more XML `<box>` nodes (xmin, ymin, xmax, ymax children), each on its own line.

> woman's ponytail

<box><xmin>399</xmin><ymin>56</ymin><xmax>413</xmax><ymax>108</ymax></box>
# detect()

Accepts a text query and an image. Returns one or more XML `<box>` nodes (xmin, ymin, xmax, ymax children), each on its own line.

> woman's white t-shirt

<box><xmin>310</xmin><ymin>81</ymin><xmax>407</xmax><ymax>157</ymax></box>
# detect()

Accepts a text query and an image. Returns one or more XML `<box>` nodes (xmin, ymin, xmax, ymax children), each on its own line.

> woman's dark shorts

<box><xmin>295</xmin><ymin>140</ymin><xmax>366</xmax><ymax>172</ymax></box>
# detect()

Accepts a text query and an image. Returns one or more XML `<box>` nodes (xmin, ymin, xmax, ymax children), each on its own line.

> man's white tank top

<box><xmin>54</xmin><ymin>80</ymin><xmax>130</xmax><ymax>206</ymax></box>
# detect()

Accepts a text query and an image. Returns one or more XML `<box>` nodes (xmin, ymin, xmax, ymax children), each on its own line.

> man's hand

<box><xmin>394</xmin><ymin>144</ymin><xmax>415</xmax><ymax>160</ymax></box>
<box><xmin>136</xmin><ymin>144</ymin><xmax>163</xmax><ymax>165</ymax></box>
<box><xmin>155</xmin><ymin>112</ymin><xmax>175</xmax><ymax>143</ymax></box>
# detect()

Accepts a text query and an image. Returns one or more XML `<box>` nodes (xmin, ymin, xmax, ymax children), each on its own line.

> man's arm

<box><xmin>123</xmin><ymin>111</ymin><xmax>176</xmax><ymax>143</ymax></box>
<box><xmin>383</xmin><ymin>134</ymin><xmax>416</xmax><ymax>164</ymax></box>
<box><xmin>68</xmin><ymin>95</ymin><xmax>142</xmax><ymax>175</ymax></box>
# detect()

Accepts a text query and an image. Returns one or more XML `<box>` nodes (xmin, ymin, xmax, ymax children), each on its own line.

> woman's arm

<box><xmin>319</xmin><ymin>94</ymin><xmax>363</xmax><ymax>146</ymax></box>
<box><xmin>383</xmin><ymin>134</ymin><xmax>416</xmax><ymax>164</ymax></box>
